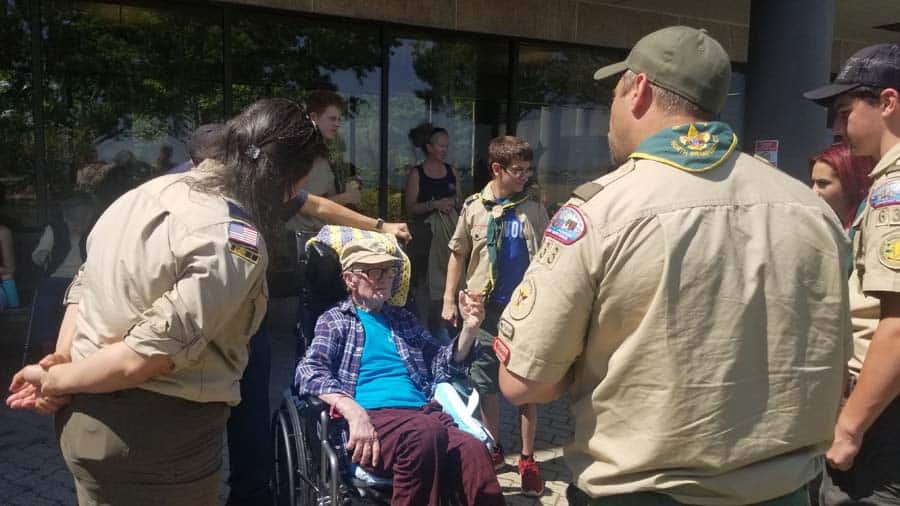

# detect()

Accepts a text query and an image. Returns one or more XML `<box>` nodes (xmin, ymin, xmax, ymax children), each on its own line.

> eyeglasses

<box><xmin>352</xmin><ymin>266</ymin><xmax>399</xmax><ymax>282</ymax></box>
<box><xmin>503</xmin><ymin>165</ymin><xmax>533</xmax><ymax>178</ymax></box>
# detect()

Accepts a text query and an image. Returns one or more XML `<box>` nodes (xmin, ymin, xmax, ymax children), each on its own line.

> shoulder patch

<box><xmin>880</xmin><ymin>231</ymin><xmax>900</xmax><ymax>270</ymax></box>
<box><xmin>229</xmin><ymin>242</ymin><xmax>260</xmax><ymax>264</ymax></box>
<box><xmin>545</xmin><ymin>205</ymin><xmax>587</xmax><ymax>245</ymax></box>
<box><xmin>493</xmin><ymin>336</ymin><xmax>511</xmax><ymax>365</ymax></box>
<box><xmin>464</xmin><ymin>194</ymin><xmax>479</xmax><ymax>205</ymax></box>
<box><xmin>227</xmin><ymin>200</ymin><xmax>253</xmax><ymax>222</ymax></box>
<box><xmin>571</xmin><ymin>182</ymin><xmax>604</xmax><ymax>202</ymax></box>
<box><xmin>508</xmin><ymin>278</ymin><xmax>537</xmax><ymax>320</ymax></box>
<box><xmin>870</xmin><ymin>179</ymin><xmax>900</xmax><ymax>209</ymax></box>
<box><xmin>228</xmin><ymin>221</ymin><xmax>260</xmax><ymax>248</ymax></box>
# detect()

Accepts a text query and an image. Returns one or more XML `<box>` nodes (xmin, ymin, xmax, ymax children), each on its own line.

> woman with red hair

<box><xmin>810</xmin><ymin>143</ymin><xmax>875</xmax><ymax>230</ymax></box>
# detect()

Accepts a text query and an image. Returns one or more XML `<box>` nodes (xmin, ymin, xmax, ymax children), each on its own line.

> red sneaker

<box><xmin>490</xmin><ymin>444</ymin><xmax>505</xmax><ymax>471</ymax></box>
<box><xmin>518</xmin><ymin>455</ymin><xmax>544</xmax><ymax>497</ymax></box>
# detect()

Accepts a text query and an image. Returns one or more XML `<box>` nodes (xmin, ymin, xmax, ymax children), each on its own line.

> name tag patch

<box><xmin>545</xmin><ymin>205</ymin><xmax>586</xmax><ymax>245</ymax></box>
<box><xmin>870</xmin><ymin>179</ymin><xmax>900</xmax><ymax>209</ymax></box>
<box><xmin>229</xmin><ymin>242</ymin><xmax>260</xmax><ymax>264</ymax></box>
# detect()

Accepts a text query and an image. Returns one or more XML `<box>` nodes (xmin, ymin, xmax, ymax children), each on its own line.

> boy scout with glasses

<box><xmin>804</xmin><ymin>43</ymin><xmax>900</xmax><ymax>506</ymax></box>
<box><xmin>495</xmin><ymin>26</ymin><xmax>850</xmax><ymax>505</ymax></box>
<box><xmin>442</xmin><ymin>135</ymin><xmax>549</xmax><ymax>497</ymax></box>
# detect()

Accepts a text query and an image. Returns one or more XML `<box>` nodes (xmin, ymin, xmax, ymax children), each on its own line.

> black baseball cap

<box><xmin>804</xmin><ymin>43</ymin><xmax>900</xmax><ymax>105</ymax></box>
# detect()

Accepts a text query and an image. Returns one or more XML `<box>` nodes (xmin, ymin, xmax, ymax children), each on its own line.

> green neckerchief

<box><xmin>629</xmin><ymin>121</ymin><xmax>738</xmax><ymax>173</ymax></box>
<box><xmin>480</xmin><ymin>184</ymin><xmax>529</xmax><ymax>296</ymax></box>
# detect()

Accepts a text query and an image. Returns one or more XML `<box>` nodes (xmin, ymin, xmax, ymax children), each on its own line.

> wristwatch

<box><xmin>375</xmin><ymin>218</ymin><xmax>384</xmax><ymax>230</ymax></box>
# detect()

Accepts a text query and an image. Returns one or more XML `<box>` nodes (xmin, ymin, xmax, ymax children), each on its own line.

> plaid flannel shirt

<box><xmin>295</xmin><ymin>297</ymin><xmax>477</xmax><ymax>400</ymax></box>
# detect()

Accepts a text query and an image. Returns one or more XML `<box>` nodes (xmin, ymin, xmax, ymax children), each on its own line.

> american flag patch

<box><xmin>228</xmin><ymin>222</ymin><xmax>259</xmax><ymax>248</ymax></box>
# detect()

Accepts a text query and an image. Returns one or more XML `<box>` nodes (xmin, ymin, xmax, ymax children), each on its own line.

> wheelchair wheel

<box><xmin>273</xmin><ymin>394</ymin><xmax>318</xmax><ymax>506</ymax></box>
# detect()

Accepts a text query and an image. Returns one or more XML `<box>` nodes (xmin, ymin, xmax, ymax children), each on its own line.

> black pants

<box><xmin>226</xmin><ymin>317</ymin><xmax>273</xmax><ymax>506</ymax></box>
<box><xmin>819</xmin><ymin>398</ymin><xmax>900</xmax><ymax>506</ymax></box>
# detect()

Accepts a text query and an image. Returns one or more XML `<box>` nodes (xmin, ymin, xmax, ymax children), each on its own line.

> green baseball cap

<box><xmin>594</xmin><ymin>26</ymin><xmax>731</xmax><ymax>115</ymax></box>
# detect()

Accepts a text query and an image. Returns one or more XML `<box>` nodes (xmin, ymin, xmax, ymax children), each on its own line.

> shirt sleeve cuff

<box><xmin>495</xmin><ymin>335</ymin><xmax>571</xmax><ymax>384</ymax></box>
<box><xmin>123</xmin><ymin>321</ymin><xmax>206</xmax><ymax>371</ymax></box>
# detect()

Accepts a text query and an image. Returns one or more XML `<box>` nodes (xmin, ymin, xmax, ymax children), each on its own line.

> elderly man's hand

<box><xmin>459</xmin><ymin>290</ymin><xmax>485</xmax><ymax>330</ymax></box>
<box><xmin>337</xmin><ymin>397</ymin><xmax>380</xmax><ymax>468</ymax></box>
<box><xmin>382</xmin><ymin>222</ymin><xmax>411</xmax><ymax>243</ymax></box>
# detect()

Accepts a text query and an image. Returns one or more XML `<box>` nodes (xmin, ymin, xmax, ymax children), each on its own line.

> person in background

<box><xmin>806</xmin><ymin>142</ymin><xmax>875</xmax><ymax>506</ymax></box>
<box><xmin>0</xmin><ymin>190</ymin><xmax>17</xmax><ymax>310</ymax></box>
<box><xmin>442</xmin><ymin>135</ymin><xmax>548</xmax><ymax>496</ymax></box>
<box><xmin>7</xmin><ymin>97</ymin><xmax>323</xmax><ymax>506</ymax></box>
<box><xmin>810</xmin><ymin>143</ymin><xmax>875</xmax><ymax>231</ymax></box>
<box><xmin>169</xmin><ymin>123</ymin><xmax>225</xmax><ymax>175</ymax></box>
<box><xmin>804</xmin><ymin>42</ymin><xmax>900</xmax><ymax>506</ymax></box>
<box><xmin>286</xmin><ymin>90</ymin><xmax>362</xmax><ymax>236</ymax></box>
<box><xmin>156</xmin><ymin>144</ymin><xmax>176</xmax><ymax>174</ymax></box>
<box><xmin>405</xmin><ymin>123</ymin><xmax>461</xmax><ymax>337</ymax></box>
<box><xmin>30</xmin><ymin>197</ymin><xmax>94</xmax><ymax>353</ymax></box>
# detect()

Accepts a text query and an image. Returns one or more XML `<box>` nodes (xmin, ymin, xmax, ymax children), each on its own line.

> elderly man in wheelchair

<box><xmin>293</xmin><ymin>234</ymin><xmax>506</xmax><ymax>506</ymax></box>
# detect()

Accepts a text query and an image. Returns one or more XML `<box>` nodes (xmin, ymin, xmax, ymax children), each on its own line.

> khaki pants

<box><xmin>56</xmin><ymin>389</ymin><xmax>229</xmax><ymax>506</ymax></box>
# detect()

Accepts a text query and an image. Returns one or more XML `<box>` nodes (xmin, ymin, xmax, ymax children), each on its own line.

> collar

<box><xmin>629</xmin><ymin>121</ymin><xmax>738</xmax><ymax>173</ymax></box>
<box><xmin>870</xmin><ymin>141</ymin><xmax>900</xmax><ymax>178</ymax></box>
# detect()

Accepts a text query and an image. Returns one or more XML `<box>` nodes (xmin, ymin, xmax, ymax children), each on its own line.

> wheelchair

<box><xmin>275</xmin><ymin>227</ymin><xmax>494</xmax><ymax>505</ymax></box>
<box><xmin>272</xmin><ymin>379</ymin><xmax>493</xmax><ymax>506</ymax></box>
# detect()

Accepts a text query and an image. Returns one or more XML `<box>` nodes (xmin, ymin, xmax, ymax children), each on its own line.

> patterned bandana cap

<box><xmin>310</xmin><ymin>226</ymin><xmax>411</xmax><ymax>307</ymax></box>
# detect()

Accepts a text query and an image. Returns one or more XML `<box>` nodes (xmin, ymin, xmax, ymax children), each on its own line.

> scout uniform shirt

<box><xmin>494</xmin><ymin>122</ymin><xmax>851</xmax><ymax>505</ymax></box>
<box><xmin>64</xmin><ymin>161</ymin><xmax>268</xmax><ymax>406</ymax></box>
<box><xmin>448</xmin><ymin>182</ymin><xmax>549</xmax><ymax>296</ymax></box>
<box><xmin>848</xmin><ymin>142</ymin><xmax>900</xmax><ymax>377</ymax></box>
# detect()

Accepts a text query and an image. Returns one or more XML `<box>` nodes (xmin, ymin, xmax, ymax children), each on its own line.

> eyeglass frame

<box><xmin>349</xmin><ymin>265</ymin><xmax>400</xmax><ymax>282</ymax></box>
<box><xmin>501</xmin><ymin>164</ymin><xmax>533</xmax><ymax>178</ymax></box>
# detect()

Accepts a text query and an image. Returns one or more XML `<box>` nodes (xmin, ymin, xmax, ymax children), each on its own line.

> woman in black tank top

<box><xmin>404</xmin><ymin>124</ymin><xmax>460</xmax><ymax>340</ymax></box>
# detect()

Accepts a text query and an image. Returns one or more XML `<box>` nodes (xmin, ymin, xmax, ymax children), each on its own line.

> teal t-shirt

<box><xmin>353</xmin><ymin>308</ymin><xmax>427</xmax><ymax>410</ymax></box>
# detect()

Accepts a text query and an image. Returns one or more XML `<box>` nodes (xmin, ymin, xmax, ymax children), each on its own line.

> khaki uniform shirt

<box><xmin>848</xmin><ymin>271</ymin><xmax>879</xmax><ymax>376</ymax></box>
<box><xmin>850</xmin><ymin>142</ymin><xmax>900</xmax><ymax>374</ymax></box>
<box><xmin>495</xmin><ymin>153</ymin><xmax>850</xmax><ymax>505</ymax></box>
<box><xmin>285</xmin><ymin>156</ymin><xmax>335</xmax><ymax>233</ymax></box>
<box><xmin>65</xmin><ymin>165</ymin><xmax>269</xmax><ymax>405</ymax></box>
<box><xmin>447</xmin><ymin>183</ymin><xmax>549</xmax><ymax>295</ymax></box>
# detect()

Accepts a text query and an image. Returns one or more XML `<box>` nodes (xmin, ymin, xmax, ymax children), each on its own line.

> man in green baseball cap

<box><xmin>495</xmin><ymin>25</ymin><xmax>850</xmax><ymax>506</ymax></box>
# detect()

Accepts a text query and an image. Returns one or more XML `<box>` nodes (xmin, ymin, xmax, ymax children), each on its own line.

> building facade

<box><xmin>2</xmin><ymin>0</ymin><xmax>899</xmax><ymax>293</ymax></box>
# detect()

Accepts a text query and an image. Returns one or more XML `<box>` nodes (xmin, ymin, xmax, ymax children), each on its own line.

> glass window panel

<box><xmin>515</xmin><ymin>44</ymin><xmax>622</xmax><ymax>211</ymax></box>
<box><xmin>721</xmin><ymin>70</ymin><xmax>746</xmax><ymax>143</ymax></box>
<box><xmin>43</xmin><ymin>1</ymin><xmax>224</xmax><ymax>207</ymax></box>
<box><xmin>388</xmin><ymin>33</ymin><xmax>509</xmax><ymax>221</ymax></box>
<box><xmin>230</xmin><ymin>11</ymin><xmax>382</xmax><ymax>218</ymax></box>
<box><xmin>0</xmin><ymin>1</ymin><xmax>35</xmax><ymax>226</ymax></box>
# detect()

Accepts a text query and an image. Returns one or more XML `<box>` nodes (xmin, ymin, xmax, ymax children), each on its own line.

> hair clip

<box><xmin>245</xmin><ymin>144</ymin><xmax>261</xmax><ymax>160</ymax></box>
